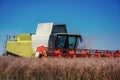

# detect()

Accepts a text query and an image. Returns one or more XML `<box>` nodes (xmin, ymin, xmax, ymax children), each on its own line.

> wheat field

<box><xmin>0</xmin><ymin>56</ymin><xmax>120</xmax><ymax>80</ymax></box>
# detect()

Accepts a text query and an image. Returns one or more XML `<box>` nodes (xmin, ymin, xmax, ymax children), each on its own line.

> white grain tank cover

<box><xmin>31</xmin><ymin>23</ymin><xmax>53</xmax><ymax>51</ymax></box>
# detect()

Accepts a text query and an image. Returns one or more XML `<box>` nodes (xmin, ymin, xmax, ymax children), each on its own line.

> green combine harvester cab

<box><xmin>6</xmin><ymin>34</ymin><xmax>34</xmax><ymax>58</ymax></box>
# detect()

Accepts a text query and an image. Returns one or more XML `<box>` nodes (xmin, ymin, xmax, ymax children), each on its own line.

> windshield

<box><xmin>55</xmin><ymin>35</ymin><xmax>67</xmax><ymax>48</ymax></box>
<box><xmin>68</xmin><ymin>36</ymin><xmax>76</xmax><ymax>49</ymax></box>
<box><xmin>55</xmin><ymin>34</ymin><xmax>81</xmax><ymax>49</ymax></box>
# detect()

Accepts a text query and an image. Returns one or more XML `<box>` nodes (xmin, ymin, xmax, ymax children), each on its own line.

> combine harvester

<box><xmin>5</xmin><ymin>23</ymin><xmax>120</xmax><ymax>58</ymax></box>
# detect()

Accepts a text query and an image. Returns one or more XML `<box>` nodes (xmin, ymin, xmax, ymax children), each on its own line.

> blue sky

<box><xmin>0</xmin><ymin>0</ymin><xmax>120</xmax><ymax>54</ymax></box>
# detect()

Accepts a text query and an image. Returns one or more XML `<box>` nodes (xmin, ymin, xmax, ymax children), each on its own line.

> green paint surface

<box><xmin>6</xmin><ymin>34</ymin><xmax>34</xmax><ymax>58</ymax></box>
